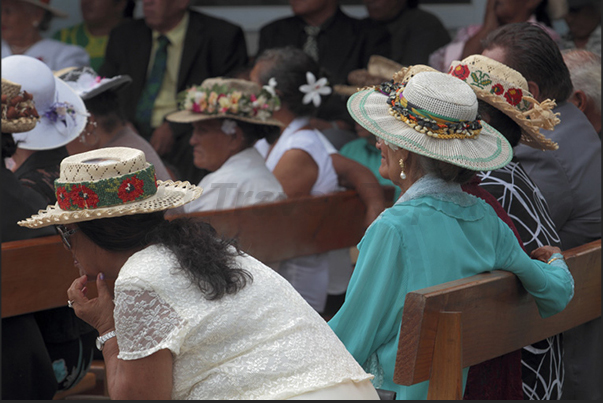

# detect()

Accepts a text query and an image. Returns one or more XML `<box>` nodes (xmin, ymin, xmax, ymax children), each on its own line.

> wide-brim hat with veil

<box><xmin>1</xmin><ymin>55</ymin><xmax>88</xmax><ymax>151</ymax></box>
<box><xmin>18</xmin><ymin>147</ymin><xmax>203</xmax><ymax>228</ymax></box>
<box><xmin>347</xmin><ymin>65</ymin><xmax>513</xmax><ymax>172</ymax></box>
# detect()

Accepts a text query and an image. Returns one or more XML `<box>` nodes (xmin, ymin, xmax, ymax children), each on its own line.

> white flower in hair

<box><xmin>299</xmin><ymin>72</ymin><xmax>331</xmax><ymax>107</ymax></box>
<box><xmin>263</xmin><ymin>77</ymin><xmax>278</xmax><ymax>97</ymax></box>
<box><xmin>221</xmin><ymin>119</ymin><xmax>238</xmax><ymax>135</ymax></box>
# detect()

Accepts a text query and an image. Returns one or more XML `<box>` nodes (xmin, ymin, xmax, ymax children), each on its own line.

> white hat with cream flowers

<box><xmin>18</xmin><ymin>147</ymin><xmax>203</xmax><ymax>228</ymax></box>
<box><xmin>347</xmin><ymin>69</ymin><xmax>513</xmax><ymax>171</ymax></box>
<box><xmin>1</xmin><ymin>55</ymin><xmax>88</xmax><ymax>151</ymax></box>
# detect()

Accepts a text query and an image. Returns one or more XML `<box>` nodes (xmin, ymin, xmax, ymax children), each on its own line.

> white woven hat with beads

<box><xmin>1</xmin><ymin>55</ymin><xmax>88</xmax><ymax>150</ymax></box>
<box><xmin>18</xmin><ymin>147</ymin><xmax>203</xmax><ymax>228</ymax></box>
<box><xmin>449</xmin><ymin>55</ymin><xmax>559</xmax><ymax>151</ymax></box>
<box><xmin>347</xmin><ymin>70</ymin><xmax>512</xmax><ymax>171</ymax></box>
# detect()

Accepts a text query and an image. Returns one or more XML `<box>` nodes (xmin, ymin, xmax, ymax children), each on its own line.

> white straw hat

<box><xmin>166</xmin><ymin>77</ymin><xmax>282</xmax><ymax>127</ymax></box>
<box><xmin>18</xmin><ymin>147</ymin><xmax>203</xmax><ymax>228</ymax></box>
<box><xmin>347</xmin><ymin>70</ymin><xmax>513</xmax><ymax>171</ymax></box>
<box><xmin>1</xmin><ymin>55</ymin><xmax>88</xmax><ymax>150</ymax></box>
<box><xmin>449</xmin><ymin>55</ymin><xmax>559</xmax><ymax>151</ymax></box>
<box><xmin>19</xmin><ymin>0</ymin><xmax>68</xmax><ymax>18</ymax></box>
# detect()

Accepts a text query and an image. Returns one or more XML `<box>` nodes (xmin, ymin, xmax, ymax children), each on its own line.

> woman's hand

<box><xmin>530</xmin><ymin>245</ymin><xmax>563</xmax><ymax>263</ymax></box>
<box><xmin>67</xmin><ymin>272</ymin><xmax>115</xmax><ymax>335</ymax></box>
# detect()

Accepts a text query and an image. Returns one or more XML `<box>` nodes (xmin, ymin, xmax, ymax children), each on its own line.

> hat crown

<box><xmin>200</xmin><ymin>77</ymin><xmax>261</xmax><ymax>95</ymax></box>
<box><xmin>1</xmin><ymin>55</ymin><xmax>56</xmax><ymax>112</ymax></box>
<box><xmin>59</xmin><ymin>147</ymin><xmax>148</xmax><ymax>183</ymax></box>
<box><xmin>403</xmin><ymin>71</ymin><xmax>478</xmax><ymax>122</ymax></box>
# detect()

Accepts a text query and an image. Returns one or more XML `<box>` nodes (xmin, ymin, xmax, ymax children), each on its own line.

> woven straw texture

<box><xmin>334</xmin><ymin>55</ymin><xmax>404</xmax><ymax>96</ymax></box>
<box><xmin>18</xmin><ymin>147</ymin><xmax>203</xmax><ymax>228</ymax></box>
<box><xmin>1</xmin><ymin>78</ymin><xmax>40</xmax><ymax>133</ymax></box>
<box><xmin>347</xmin><ymin>71</ymin><xmax>512</xmax><ymax>171</ymax></box>
<box><xmin>449</xmin><ymin>55</ymin><xmax>559</xmax><ymax>151</ymax></box>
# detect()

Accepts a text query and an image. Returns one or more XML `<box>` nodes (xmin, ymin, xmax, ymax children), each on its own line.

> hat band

<box><xmin>54</xmin><ymin>165</ymin><xmax>157</xmax><ymax>211</ymax></box>
<box><xmin>380</xmin><ymin>81</ymin><xmax>482</xmax><ymax>140</ymax></box>
<box><xmin>180</xmin><ymin>83</ymin><xmax>280</xmax><ymax>122</ymax></box>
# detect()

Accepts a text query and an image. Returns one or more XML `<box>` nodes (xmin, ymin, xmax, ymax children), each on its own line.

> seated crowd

<box><xmin>1</xmin><ymin>0</ymin><xmax>600</xmax><ymax>400</ymax></box>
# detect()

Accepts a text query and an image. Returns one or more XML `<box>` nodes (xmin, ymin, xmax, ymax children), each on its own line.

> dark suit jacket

<box><xmin>99</xmin><ymin>10</ymin><xmax>249</xmax><ymax>130</ymax></box>
<box><xmin>257</xmin><ymin>7</ymin><xmax>389</xmax><ymax>86</ymax></box>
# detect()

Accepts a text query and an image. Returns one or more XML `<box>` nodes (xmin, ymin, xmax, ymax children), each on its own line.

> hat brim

<box><xmin>20</xmin><ymin>0</ymin><xmax>68</xmax><ymax>18</ymax></box>
<box><xmin>17</xmin><ymin>180</ymin><xmax>203</xmax><ymax>228</ymax></box>
<box><xmin>11</xmin><ymin>76</ymin><xmax>88</xmax><ymax>150</ymax></box>
<box><xmin>166</xmin><ymin>110</ymin><xmax>283</xmax><ymax>127</ymax></box>
<box><xmin>347</xmin><ymin>88</ymin><xmax>513</xmax><ymax>171</ymax></box>
<box><xmin>472</xmin><ymin>88</ymin><xmax>558</xmax><ymax>151</ymax></box>
<box><xmin>77</xmin><ymin>75</ymin><xmax>132</xmax><ymax>100</ymax></box>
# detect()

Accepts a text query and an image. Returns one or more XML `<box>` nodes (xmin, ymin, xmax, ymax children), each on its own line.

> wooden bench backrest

<box><xmin>2</xmin><ymin>189</ymin><xmax>385</xmax><ymax>318</ymax></box>
<box><xmin>393</xmin><ymin>239</ymin><xmax>602</xmax><ymax>399</ymax></box>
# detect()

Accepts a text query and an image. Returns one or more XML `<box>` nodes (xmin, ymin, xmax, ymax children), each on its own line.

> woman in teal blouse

<box><xmin>328</xmin><ymin>69</ymin><xmax>575</xmax><ymax>400</ymax></box>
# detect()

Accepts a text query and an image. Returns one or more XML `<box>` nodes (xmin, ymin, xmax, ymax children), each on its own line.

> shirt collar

<box><xmin>152</xmin><ymin>11</ymin><xmax>189</xmax><ymax>46</ymax></box>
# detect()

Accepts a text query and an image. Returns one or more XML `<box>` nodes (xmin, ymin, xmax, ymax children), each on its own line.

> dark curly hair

<box><xmin>478</xmin><ymin>100</ymin><xmax>522</xmax><ymax>148</ymax></box>
<box><xmin>253</xmin><ymin>46</ymin><xmax>331</xmax><ymax>117</ymax></box>
<box><xmin>76</xmin><ymin>212</ymin><xmax>252</xmax><ymax>300</ymax></box>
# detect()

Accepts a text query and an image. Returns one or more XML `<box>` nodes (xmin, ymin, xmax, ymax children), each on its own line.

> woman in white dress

<box><xmin>18</xmin><ymin>146</ymin><xmax>380</xmax><ymax>400</ymax></box>
<box><xmin>166</xmin><ymin>77</ymin><xmax>285</xmax><ymax>212</ymax></box>
<box><xmin>1</xmin><ymin>0</ymin><xmax>89</xmax><ymax>70</ymax></box>
<box><xmin>250</xmin><ymin>46</ymin><xmax>353</xmax><ymax>315</ymax></box>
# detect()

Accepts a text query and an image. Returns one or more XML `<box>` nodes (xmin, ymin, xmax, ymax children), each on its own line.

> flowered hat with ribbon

<box><xmin>166</xmin><ymin>77</ymin><xmax>282</xmax><ymax>127</ymax></box>
<box><xmin>347</xmin><ymin>68</ymin><xmax>512</xmax><ymax>171</ymax></box>
<box><xmin>55</xmin><ymin>66</ymin><xmax>132</xmax><ymax>100</ymax></box>
<box><xmin>18</xmin><ymin>147</ymin><xmax>203</xmax><ymax>228</ymax></box>
<box><xmin>449</xmin><ymin>55</ymin><xmax>559</xmax><ymax>151</ymax></box>
<box><xmin>1</xmin><ymin>55</ymin><xmax>88</xmax><ymax>150</ymax></box>
<box><xmin>2</xmin><ymin>78</ymin><xmax>40</xmax><ymax>133</ymax></box>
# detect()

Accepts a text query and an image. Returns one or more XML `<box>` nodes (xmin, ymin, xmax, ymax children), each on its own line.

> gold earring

<box><xmin>399</xmin><ymin>159</ymin><xmax>406</xmax><ymax>180</ymax></box>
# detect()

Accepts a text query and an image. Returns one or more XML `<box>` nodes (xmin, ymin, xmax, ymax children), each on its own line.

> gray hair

<box><xmin>562</xmin><ymin>49</ymin><xmax>602</xmax><ymax>113</ymax></box>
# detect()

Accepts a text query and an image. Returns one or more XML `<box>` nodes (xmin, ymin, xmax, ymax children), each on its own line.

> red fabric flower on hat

<box><xmin>56</xmin><ymin>186</ymin><xmax>71</xmax><ymax>210</ymax></box>
<box><xmin>118</xmin><ymin>176</ymin><xmax>145</xmax><ymax>202</ymax></box>
<box><xmin>451</xmin><ymin>65</ymin><xmax>470</xmax><ymax>80</ymax></box>
<box><xmin>491</xmin><ymin>84</ymin><xmax>504</xmax><ymax>96</ymax></box>
<box><xmin>504</xmin><ymin>88</ymin><xmax>523</xmax><ymax>106</ymax></box>
<box><xmin>70</xmin><ymin>185</ymin><xmax>100</xmax><ymax>209</ymax></box>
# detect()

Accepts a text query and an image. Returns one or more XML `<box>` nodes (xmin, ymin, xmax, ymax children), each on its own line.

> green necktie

<box><xmin>135</xmin><ymin>35</ymin><xmax>169</xmax><ymax>140</ymax></box>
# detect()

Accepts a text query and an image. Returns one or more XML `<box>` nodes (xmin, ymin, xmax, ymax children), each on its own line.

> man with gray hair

<box><xmin>563</xmin><ymin>48</ymin><xmax>602</xmax><ymax>137</ymax></box>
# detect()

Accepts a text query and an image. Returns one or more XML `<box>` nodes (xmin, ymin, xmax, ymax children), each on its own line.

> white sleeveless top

<box><xmin>256</xmin><ymin>117</ymin><xmax>340</xmax><ymax>196</ymax></box>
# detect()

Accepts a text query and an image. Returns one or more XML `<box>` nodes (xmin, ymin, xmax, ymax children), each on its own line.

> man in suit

<box><xmin>99</xmin><ymin>0</ymin><xmax>248</xmax><ymax>184</ymax></box>
<box><xmin>257</xmin><ymin>0</ymin><xmax>390</xmax><ymax>149</ymax></box>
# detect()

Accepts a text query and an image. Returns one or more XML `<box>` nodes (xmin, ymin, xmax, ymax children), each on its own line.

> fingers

<box><xmin>67</xmin><ymin>274</ymin><xmax>89</xmax><ymax>305</ymax></box>
<box><xmin>96</xmin><ymin>272</ymin><xmax>111</xmax><ymax>299</ymax></box>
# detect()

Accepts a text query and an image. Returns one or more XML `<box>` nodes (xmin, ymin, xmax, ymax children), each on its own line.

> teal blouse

<box><xmin>328</xmin><ymin>175</ymin><xmax>574</xmax><ymax>400</ymax></box>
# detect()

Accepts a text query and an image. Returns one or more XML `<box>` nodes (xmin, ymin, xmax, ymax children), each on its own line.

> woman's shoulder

<box><xmin>116</xmin><ymin>245</ymin><xmax>177</xmax><ymax>286</ymax></box>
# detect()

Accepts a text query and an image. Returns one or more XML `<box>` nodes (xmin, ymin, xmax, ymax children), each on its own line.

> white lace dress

<box><xmin>113</xmin><ymin>244</ymin><xmax>376</xmax><ymax>400</ymax></box>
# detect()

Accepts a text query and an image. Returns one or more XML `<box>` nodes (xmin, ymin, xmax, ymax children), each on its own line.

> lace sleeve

<box><xmin>114</xmin><ymin>283</ymin><xmax>188</xmax><ymax>361</ymax></box>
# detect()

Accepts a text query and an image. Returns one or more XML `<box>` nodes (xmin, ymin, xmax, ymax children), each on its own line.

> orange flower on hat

<box><xmin>118</xmin><ymin>176</ymin><xmax>145</xmax><ymax>202</ymax></box>
<box><xmin>70</xmin><ymin>185</ymin><xmax>100</xmax><ymax>209</ymax></box>
<box><xmin>504</xmin><ymin>88</ymin><xmax>523</xmax><ymax>106</ymax></box>
<box><xmin>450</xmin><ymin>64</ymin><xmax>470</xmax><ymax>80</ymax></box>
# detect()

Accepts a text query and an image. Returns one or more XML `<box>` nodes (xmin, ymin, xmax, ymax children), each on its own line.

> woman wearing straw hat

<box><xmin>1</xmin><ymin>77</ymin><xmax>58</xmax><ymax>400</ymax></box>
<box><xmin>327</xmin><ymin>70</ymin><xmax>575</xmax><ymax>400</ymax></box>
<box><xmin>1</xmin><ymin>0</ymin><xmax>89</xmax><ymax>70</ymax></box>
<box><xmin>18</xmin><ymin>146</ymin><xmax>381</xmax><ymax>400</ymax></box>
<box><xmin>165</xmin><ymin>77</ymin><xmax>285</xmax><ymax>212</ymax></box>
<box><xmin>449</xmin><ymin>54</ymin><xmax>564</xmax><ymax>400</ymax></box>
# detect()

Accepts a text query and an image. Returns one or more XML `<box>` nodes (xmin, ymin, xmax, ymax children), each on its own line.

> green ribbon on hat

<box><xmin>54</xmin><ymin>165</ymin><xmax>157</xmax><ymax>211</ymax></box>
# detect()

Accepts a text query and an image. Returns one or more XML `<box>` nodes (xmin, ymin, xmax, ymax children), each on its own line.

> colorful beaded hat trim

<box><xmin>379</xmin><ymin>80</ymin><xmax>482</xmax><ymax>140</ymax></box>
<box><xmin>55</xmin><ymin>165</ymin><xmax>157</xmax><ymax>211</ymax></box>
<box><xmin>178</xmin><ymin>82</ymin><xmax>280</xmax><ymax>123</ymax></box>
